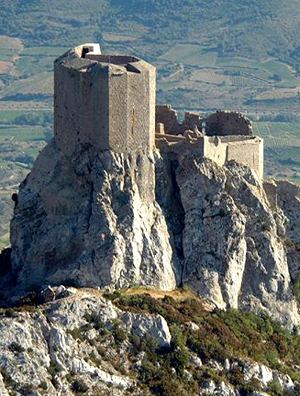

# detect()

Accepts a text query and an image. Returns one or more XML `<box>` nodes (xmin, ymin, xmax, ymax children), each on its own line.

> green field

<box><xmin>0</xmin><ymin>126</ymin><xmax>45</xmax><ymax>141</ymax></box>
<box><xmin>0</xmin><ymin>108</ymin><xmax>49</xmax><ymax>249</ymax></box>
<box><xmin>0</xmin><ymin>110</ymin><xmax>31</xmax><ymax>123</ymax></box>
<box><xmin>21</xmin><ymin>46</ymin><xmax>68</xmax><ymax>56</ymax></box>
<box><xmin>159</xmin><ymin>44</ymin><xmax>218</xmax><ymax>67</ymax></box>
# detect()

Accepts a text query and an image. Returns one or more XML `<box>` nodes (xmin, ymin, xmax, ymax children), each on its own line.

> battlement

<box><xmin>156</xmin><ymin>105</ymin><xmax>202</xmax><ymax>135</ymax></box>
<box><xmin>156</xmin><ymin>105</ymin><xmax>252</xmax><ymax>136</ymax></box>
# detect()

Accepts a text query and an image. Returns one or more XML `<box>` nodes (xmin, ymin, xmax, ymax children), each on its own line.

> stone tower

<box><xmin>54</xmin><ymin>43</ymin><xmax>156</xmax><ymax>156</ymax></box>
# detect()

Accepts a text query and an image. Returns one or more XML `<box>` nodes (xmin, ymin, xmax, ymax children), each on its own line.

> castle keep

<box><xmin>54</xmin><ymin>43</ymin><xmax>155</xmax><ymax>156</ymax></box>
<box><xmin>54</xmin><ymin>43</ymin><xmax>263</xmax><ymax>178</ymax></box>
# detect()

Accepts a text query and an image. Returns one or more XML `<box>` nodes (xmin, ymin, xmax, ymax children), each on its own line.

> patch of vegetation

<box><xmin>84</xmin><ymin>312</ymin><xmax>109</xmax><ymax>336</ymax></box>
<box><xmin>18</xmin><ymin>384</ymin><xmax>36</xmax><ymax>396</ymax></box>
<box><xmin>8</xmin><ymin>341</ymin><xmax>25</xmax><ymax>354</ymax></box>
<box><xmin>106</xmin><ymin>291</ymin><xmax>300</xmax><ymax>395</ymax></box>
<box><xmin>267</xmin><ymin>380</ymin><xmax>283</xmax><ymax>395</ymax></box>
<box><xmin>67</xmin><ymin>327</ymin><xmax>86</xmax><ymax>342</ymax></box>
<box><xmin>47</xmin><ymin>360</ymin><xmax>62</xmax><ymax>389</ymax></box>
<box><xmin>70</xmin><ymin>378</ymin><xmax>89</xmax><ymax>394</ymax></box>
<box><xmin>111</xmin><ymin>319</ymin><xmax>128</xmax><ymax>346</ymax></box>
<box><xmin>39</xmin><ymin>381</ymin><xmax>48</xmax><ymax>390</ymax></box>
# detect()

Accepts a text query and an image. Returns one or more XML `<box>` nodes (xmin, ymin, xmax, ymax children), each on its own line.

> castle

<box><xmin>54</xmin><ymin>43</ymin><xmax>263</xmax><ymax>178</ymax></box>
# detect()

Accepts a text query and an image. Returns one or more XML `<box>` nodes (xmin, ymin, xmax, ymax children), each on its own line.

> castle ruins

<box><xmin>54</xmin><ymin>44</ymin><xmax>263</xmax><ymax>178</ymax></box>
<box><xmin>156</xmin><ymin>105</ymin><xmax>264</xmax><ymax>178</ymax></box>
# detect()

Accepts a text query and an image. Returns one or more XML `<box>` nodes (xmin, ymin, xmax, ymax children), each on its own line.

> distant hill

<box><xmin>1</xmin><ymin>0</ymin><xmax>300</xmax><ymax>68</ymax></box>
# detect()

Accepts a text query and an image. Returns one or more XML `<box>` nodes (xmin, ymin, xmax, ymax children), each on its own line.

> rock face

<box><xmin>7</xmin><ymin>140</ymin><xmax>300</xmax><ymax>329</ymax></box>
<box><xmin>0</xmin><ymin>289</ymin><xmax>170</xmax><ymax>395</ymax></box>
<box><xmin>156</xmin><ymin>152</ymin><xmax>300</xmax><ymax>330</ymax></box>
<box><xmin>0</xmin><ymin>289</ymin><xmax>297</xmax><ymax>396</ymax></box>
<box><xmin>10</xmin><ymin>141</ymin><xmax>176</xmax><ymax>295</ymax></box>
<box><xmin>264</xmin><ymin>180</ymin><xmax>300</xmax><ymax>283</ymax></box>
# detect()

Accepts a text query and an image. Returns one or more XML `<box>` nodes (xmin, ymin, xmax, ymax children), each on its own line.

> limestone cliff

<box><xmin>5</xmin><ymin>140</ymin><xmax>300</xmax><ymax>329</ymax></box>
<box><xmin>9</xmin><ymin>141</ymin><xmax>176</xmax><ymax>295</ymax></box>
<box><xmin>157</xmin><ymin>153</ymin><xmax>300</xmax><ymax>329</ymax></box>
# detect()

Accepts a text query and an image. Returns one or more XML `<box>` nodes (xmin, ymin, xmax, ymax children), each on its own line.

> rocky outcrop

<box><xmin>7</xmin><ymin>140</ymin><xmax>300</xmax><ymax>329</ymax></box>
<box><xmin>9</xmin><ymin>141</ymin><xmax>176</xmax><ymax>297</ymax></box>
<box><xmin>264</xmin><ymin>179</ymin><xmax>300</xmax><ymax>282</ymax></box>
<box><xmin>0</xmin><ymin>289</ymin><xmax>171</xmax><ymax>395</ymax></box>
<box><xmin>156</xmin><ymin>152</ymin><xmax>300</xmax><ymax>330</ymax></box>
<box><xmin>0</xmin><ymin>288</ymin><xmax>298</xmax><ymax>396</ymax></box>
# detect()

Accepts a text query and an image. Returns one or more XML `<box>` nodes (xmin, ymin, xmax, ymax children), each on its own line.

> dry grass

<box><xmin>0</xmin><ymin>36</ymin><xmax>23</xmax><ymax>51</ymax></box>
<box><xmin>76</xmin><ymin>286</ymin><xmax>214</xmax><ymax>312</ymax></box>
<box><xmin>0</xmin><ymin>61</ymin><xmax>13</xmax><ymax>74</ymax></box>
<box><xmin>122</xmin><ymin>287</ymin><xmax>195</xmax><ymax>300</ymax></box>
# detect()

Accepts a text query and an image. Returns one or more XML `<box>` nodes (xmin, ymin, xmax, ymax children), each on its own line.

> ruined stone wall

<box><xmin>156</xmin><ymin>136</ymin><xmax>205</xmax><ymax>156</ymax></box>
<box><xmin>205</xmin><ymin>111</ymin><xmax>252</xmax><ymax>136</ymax></box>
<box><xmin>226</xmin><ymin>137</ymin><xmax>264</xmax><ymax>179</ymax></box>
<box><xmin>203</xmin><ymin>136</ymin><xmax>228</xmax><ymax>167</ymax></box>
<box><xmin>156</xmin><ymin>105</ymin><xmax>253</xmax><ymax>138</ymax></box>
<box><xmin>155</xmin><ymin>134</ymin><xmax>263</xmax><ymax>178</ymax></box>
<box><xmin>54</xmin><ymin>46</ymin><xmax>156</xmax><ymax>157</ymax></box>
<box><xmin>156</xmin><ymin>105</ymin><xmax>202</xmax><ymax>135</ymax></box>
<box><xmin>156</xmin><ymin>105</ymin><xmax>180</xmax><ymax>135</ymax></box>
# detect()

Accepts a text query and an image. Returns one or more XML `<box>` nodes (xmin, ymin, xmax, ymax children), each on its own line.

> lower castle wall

<box><xmin>156</xmin><ymin>134</ymin><xmax>264</xmax><ymax>179</ymax></box>
<box><xmin>203</xmin><ymin>137</ymin><xmax>228</xmax><ymax>168</ymax></box>
<box><xmin>226</xmin><ymin>138</ymin><xmax>263</xmax><ymax>179</ymax></box>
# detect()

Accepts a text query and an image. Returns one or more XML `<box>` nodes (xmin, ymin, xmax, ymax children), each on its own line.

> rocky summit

<box><xmin>2</xmin><ymin>137</ymin><xmax>299</xmax><ymax>331</ymax></box>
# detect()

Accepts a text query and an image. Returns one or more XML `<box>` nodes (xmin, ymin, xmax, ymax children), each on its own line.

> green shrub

<box><xmin>111</xmin><ymin>320</ymin><xmax>127</xmax><ymax>345</ymax></box>
<box><xmin>67</xmin><ymin>327</ymin><xmax>85</xmax><ymax>341</ymax></box>
<box><xmin>39</xmin><ymin>381</ymin><xmax>48</xmax><ymax>390</ymax></box>
<box><xmin>71</xmin><ymin>378</ymin><xmax>89</xmax><ymax>394</ymax></box>
<box><xmin>0</xmin><ymin>368</ymin><xmax>18</xmax><ymax>390</ymax></box>
<box><xmin>47</xmin><ymin>361</ymin><xmax>61</xmax><ymax>379</ymax></box>
<box><xmin>267</xmin><ymin>380</ymin><xmax>283</xmax><ymax>395</ymax></box>
<box><xmin>84</xmin><ymin>312</ymin><xmax>110</xmax><ymax>337</ymax></box>
<box><xmin>130</xmin><ymin>333</ymin><xmax>158</xmax><ymax>354</ymax></box>
<box><xmin>8</xmin><ymin>342</ymin><xmax>25</xmax><ymax>354</ymax></box>
<box><xmin>19</xmin><ymin>384</ymin><xmax>35</xmax><ymax>396</ymax></box>
<box><xmin>150</xmin><ymin>374</ymin><xmax>191</xmax><ymax>396</ymax></box>
<box><xmin>4</xmin><ymin>308</ymin><xmax>18</xmax><ymax>318</ymax></box>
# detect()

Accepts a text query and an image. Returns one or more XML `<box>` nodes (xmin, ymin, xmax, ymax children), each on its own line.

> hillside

<box><xmin>0</xmin><ymin>287</ymin><xmax>300</xmax><ymax>396</ymax></box>
<box><xmin>2</xmin><ymin>0</ymin><xmax>300</xmax><ymax>63</ymax></box>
